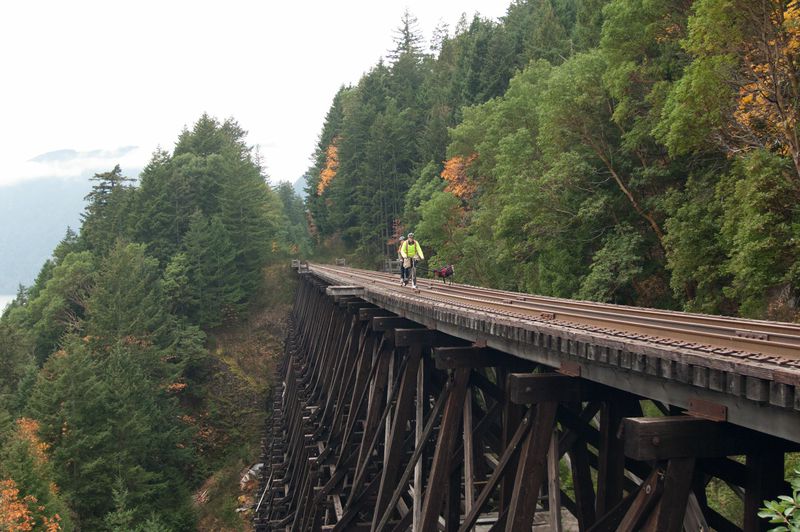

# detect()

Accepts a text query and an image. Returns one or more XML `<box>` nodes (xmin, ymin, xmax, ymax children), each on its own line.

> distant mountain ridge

<box><xmin>29</xmin><ymin>146</ymin><xmax>138</xmax><ymax>163</ymax></box>
<box><xmin>0</xmin><ymin>167</ymin><xmax>141</xmax><ymax>293</ymax></box>
<box><xmin>0</xmin><ymin>178</ymin><xmax>89</xmax><ymax>292</ymax></box>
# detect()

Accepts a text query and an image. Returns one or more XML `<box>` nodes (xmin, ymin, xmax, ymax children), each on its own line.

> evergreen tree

<box><xmin>183</xmin><ymin>212</ymin><xmax>243</xmax><ymax>328</ymax></box>
<box><xmin>86</xmin><ymin>242</ymin><xmax>171</xmax><ymax>347</ymax></box>
<box><xmin>81</xmin><ymin>165</ymin><xmax>135</xmax><ymax>254</ymax></box>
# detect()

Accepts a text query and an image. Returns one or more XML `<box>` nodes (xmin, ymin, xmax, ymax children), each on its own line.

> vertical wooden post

<box><xmin>548</xmin><ymin>427</ymin><xmax>562</xmax><ymax>532</ymax></box>
<box><xmin>505</xmin><ymin>401</ymin><xmax>558</xmax><ymax>531</ymax></box>
<box><xmin>500</xmin><ymin>368</ymin><xmax>524</xmax><ymax>516</ymax></box>
<box><xmin>597</xmin><ymin>398</ymin><xmax>640</xmax><ymax>516</ymax></box>
<box><xmin>413</xmin><ymin>358</ymin><xmax>425</xmax><ymax>531</ymax></box>
<box><xmin>420</xmin><ymin>368</ymin><xmax>470</xmax><ymax>531</ymax></box>
<box><xmin>371</xmin><ymin>346</ymin><xmax>422</xmax><ymax>529</ymax></box>
<box><xmin>643</xmin><ymin>457</ymin><xmax>696</xmax><ymax>532</ymax></box>
<box><xmin>463</xmin><ymin>387</ymin><xmax>475</xmax><ymax>516</ymax></box>
<box><xmin>744</xmin><ymin>452</ymin><xmax>785</xmax><ymax>532</ymax></box>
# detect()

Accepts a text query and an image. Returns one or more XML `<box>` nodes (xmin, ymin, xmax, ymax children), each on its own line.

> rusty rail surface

<box><xmin>313</xmin><ymin>264</ymin><xmax>800</xmax><ymax>359</ymax></box>
<box><xmin>254</xmin><ymin>265</ymin><xmax>800</xmax><ymax>531</ymax></box>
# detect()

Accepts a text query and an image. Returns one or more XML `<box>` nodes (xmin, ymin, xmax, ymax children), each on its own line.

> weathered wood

<box><xmin>434</xmin><ymin>346</ymin><xmax>527</xmax><ymax>369</ymax></box>
<box><xmin>617</xmin><ymin>469</ymin><xmax>663</xmax><ymax>532</ymax></box>
<box><xmin>643</xmin><ymin>457</ymin><xmax>696</xmax><ymax>532</ymax></box>
<box><xmin>507</xmin><ymin>373</ymin><xmax>606</xmax><ymax>404</ymax></box>
<box><xmin>548</xmin><ymin>428</ymin><xmax>563</xmax><ymax>532</ymax></box>
<box><xmin>261</xmin><ymin>271</ymin><xmax>800</xmax><ymax>532</ymax></box>
<box><xmin>375</xmin><ymin>375</ymin><xmax>449</xmax><ymax>531</ymax></box>
<box><xmin>372</xmin><ymin>316</ymin><xmax>422</xmax><ymax>332</ymax></box>
<box><xmin>586</xmin><ymin>485</ymin><xmax>640</xmax><ymax>532</ymax></box>
<box><xmin>458</xmin><ymin>409</ymin><xmax>533</xmax><ymax>532</ymax></box>
<box><xmin>394</xmin><ymin>328</ymin><xmax>469</xmax><ymax>347</ymax></box>
<box><xmin>371</xmin><ymin>345</ymin><xmax>422</xmax><ymax>529</ymax></box>
<box><xmin>596</xmin><ymin>400</ymin><xmax>632</xmax><ymax>517</ymax></box>
<box><xmin>359</xmin><ymin>307</ymin><xmax>395</xmax><ymax>321</ymax></box>
<box><xmin>413</xmin><ymin>358</ymin><xmax>424</xmax><ymax>531</ymax></box>
<box><xmin>420</xmin><ymin>368</ymin><xmax>470</xmax><ymax>530</ymax></box>
<box><xmin>622</xmin><ymin>416</ymin><xmax>799</xmax><ymax>461</ymax></box>
<box><xmin>505</xmin><ymin>401</ymin><xmax>558</xmax><ymax>531</ymax></box>
<box><xmin>744</xmin><ymin>451</ymin><xmax>785</xmax><ymax>532</ymax></box>
<box><xmin>568</xmin><ymin>438</ymin><xmax>597</xmax><ymax>530</ymax></box>
<box><xmin>463</xmin><ymin>388</ymin><xmax>475</xmax><ymax>516</ymax></box>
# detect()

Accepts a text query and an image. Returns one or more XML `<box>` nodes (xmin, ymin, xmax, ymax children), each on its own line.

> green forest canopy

<box><xmin>0</xmin><ymin>116</ymin><xmax>309</xmax><ymax>530</ymax></box>
<box><xmin>2</xmin><ymin>0</ymin><xmax>800</xmax><ymax>528</ymax></box>
<box><xmin>306</xmin><ymin>0</ymin><xmax>800</xmax><ymax>320</ymax></box>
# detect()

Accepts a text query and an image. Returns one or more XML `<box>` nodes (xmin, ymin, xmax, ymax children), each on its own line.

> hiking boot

<box><xmin>412</xmin><ymin>283</ymin><xmax>417</xmax><ymax>289</ymax></box>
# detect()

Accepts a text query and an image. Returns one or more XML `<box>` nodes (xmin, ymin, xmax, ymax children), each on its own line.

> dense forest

<box><xmin>2</xmin><ymin>0</ymin><xmax>800</xmax><ymax>529</ymax></box>
<box><xmin>0</xmin><ymin>117</ymin><xmax>310</xmax><ymax>530</ymax></box>
<box><xmin>306</xmin><ymin>0</ymin><xmax>800</xmax><ymax>320</ymax></box>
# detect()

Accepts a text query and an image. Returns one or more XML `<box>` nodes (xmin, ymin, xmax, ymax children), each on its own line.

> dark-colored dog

<box><xmin>433</xmin><ymin>264</ymin><xmax>455</xmax><ymax>284</ymax></box>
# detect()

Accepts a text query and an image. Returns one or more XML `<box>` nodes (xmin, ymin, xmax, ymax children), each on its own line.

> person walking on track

<box><xmin>397</xmin><ymin>235</ymin><xmax>407</xmax><ymax>285</ymax></box>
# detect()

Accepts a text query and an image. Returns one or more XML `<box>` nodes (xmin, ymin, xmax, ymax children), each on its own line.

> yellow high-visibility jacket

<box><xmin>400</xmin><ymin>240</ymin><xmax>424</xmax><ymax>260</ymax></box>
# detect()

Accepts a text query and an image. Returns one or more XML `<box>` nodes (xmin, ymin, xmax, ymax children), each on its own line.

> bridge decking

<box><xmin>311</xmin><ymin>264</ymin><xmax>800</xmax><ymax>442</ymax></box>
<box><xmin>254</xmin><ymin>263</ymin><xmax>800</xmax><ymax>531</ymax></box>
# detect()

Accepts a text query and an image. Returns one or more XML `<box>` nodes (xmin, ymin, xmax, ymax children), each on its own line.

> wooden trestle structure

<box><xmin>254</xmin><ymin>270</ymin><xmax>799</xmax><ymax>531</ymax></box>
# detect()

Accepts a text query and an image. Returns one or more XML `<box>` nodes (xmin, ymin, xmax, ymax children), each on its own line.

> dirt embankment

<box><xmin>194</xmin><ymin>265</ymin><xmax>295</xmax><ymax>531</ymax></box>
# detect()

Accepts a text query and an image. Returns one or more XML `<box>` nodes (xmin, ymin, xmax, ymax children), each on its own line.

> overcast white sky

<box><xmin>0</xmin><ymin>0</ymin><xmax>510</xmax><ymax>188</ymax></box>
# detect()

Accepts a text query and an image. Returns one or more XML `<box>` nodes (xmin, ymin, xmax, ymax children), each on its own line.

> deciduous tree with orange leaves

<box><xmin>317</xmin><ymin>138</ymin><xmax>340</xmax><ymax>195</ymax></box>
<box><xmin>0</xmin><ymin>478</ymin><xmax>61</xmax><ymax>532</ymax></box>
<box><xmin>0</xmin><ymin>479</ymin><xmax>35</xmax><ymax>532</ymax></box>
<box><xmin>440</xmin><ymin>154</ymin><xmax>478</xmax><ymax>200</ymax></box>
<box><xmin>660</xmin><ymin>0</ymin><xmax>800</xmax><ymax>182</ymax></box>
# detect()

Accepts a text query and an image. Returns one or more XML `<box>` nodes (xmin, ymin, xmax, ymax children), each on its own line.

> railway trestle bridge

<box><xmin>254</xmin><ymin>263</ymin><xmax>800</xmax><ymax>531</ymax></box>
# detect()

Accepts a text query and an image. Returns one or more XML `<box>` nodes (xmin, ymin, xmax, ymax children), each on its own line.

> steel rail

<box><xmin>345</xmin><ymin>267</ymin><xmax>800</xmax><ymax>339</ymax></box>
<box><xmin>385</xmin><ymin>270</ymin><xmax>800</xmax><ymax>337</ymax></box>
<box><xmin>310</xmin><ymin>264</ymin><xmax>800</xmax><ymax>360</ymax></box>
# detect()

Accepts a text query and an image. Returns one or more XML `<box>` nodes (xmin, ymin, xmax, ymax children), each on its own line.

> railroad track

<box><xmin>310</xmin><ymin>263</ymin><xmax>800</xmax><ymax>363</ymax></box>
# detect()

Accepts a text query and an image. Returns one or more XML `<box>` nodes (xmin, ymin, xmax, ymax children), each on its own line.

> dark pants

<box><xmin>400</xmin><ymin>263</ymin><xmax>407</xmax><ymax>281</ymax></box>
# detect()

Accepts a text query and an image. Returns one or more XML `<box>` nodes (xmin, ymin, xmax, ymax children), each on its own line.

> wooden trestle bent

<box><xmin>254</xmin><ymin>271</ymin><xmax>799</xmax><ymax>531</ymax></box>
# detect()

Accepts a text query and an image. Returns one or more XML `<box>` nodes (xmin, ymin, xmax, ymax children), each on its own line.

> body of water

<box><xmin>0</xmin><ymin>295</ymin><xmax>15</xmax><ymax>312</ymax></box>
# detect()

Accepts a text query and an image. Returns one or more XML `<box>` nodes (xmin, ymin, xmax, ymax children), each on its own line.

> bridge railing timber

<box><xmin>254</xmin><ymin>264</ymin><xmax>800</xmax><ymax>531</ymax></box>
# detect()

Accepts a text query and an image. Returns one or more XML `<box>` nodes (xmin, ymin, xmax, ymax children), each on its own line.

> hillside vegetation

<box><xmin>307</xmin><ymin>0</ymin><xmax>800</xmax><ymax>320</ymax></box>
<box><xmin>0</xmin><ymin>117</ymin><xmax>307</xmax><ymax>530</ymax></box>
<box><xmin>2</xmin><ymin>0</ymin><xmax>800</xmax><ymax>529</ymax></box>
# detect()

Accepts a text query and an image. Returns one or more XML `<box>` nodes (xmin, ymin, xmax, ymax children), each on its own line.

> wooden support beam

<box><xmin>586</xmin><ymin>485</ymin><xmax>640</xmax><ymax>532</ymax></box>
<box><xmin>371</xmin><ymin>346</ymin><xmax>423</xmax><ymax>529</ymax></box>
<box><xmin>394</xmin><ymin>328</ymin><xmax>468</xmax><ymax>348</ymax></box>
<box><xmin>358</xmin><ymin>307</ymin><xmax>395</xmax><ymax>321</ymax></box>
<box><xmin>643</xmin><ymin>458</ymin><xmax>696</xmax><ymax>532</ymax></box>
<box><xmin>505</xmin><ymin>401</ymin><xmax>559</xmax><ymax>531</ymax></box>
<box><xmin>507</xmin><ymin>373</ymin><xmax>605</xmax><ymax>404</ymax></box>
<box><xmin>346</xmin><ymin>301</ymin><xmax>375</xmax><ymax>314</ymax></box>
<box><xmin>326</xmin><ymin>285</ymin><xmax>365</xmax><ymax>298</ymax></box>
<box><xmin>413</xmin><ymin>359</ymin><xmax>424</xmax><ymax>531</ymax></box>
<box><xmin>420</xmin><ymin>368</ymin><xmax>470</xmax><ymax>531</ymax></box>
<box><xmin>372</xmin><ymin>316</ymin><xmax>424</xmax><ymax>332</ymax></box>
<box><xmin>463</xmin><ymin>389</ymin><xmax>475</xmax><ymax>516</ymax></box>
<box><xmin>596</xmin><ymin>399</ymin><xmax>641</xmax><ymax>517</ymax></box>
<box><xmin>744</xmin><ymin>451</ymin><xmax>785</xmax><ymax>532</ymax></box>
<box><xmin>375</xmin><ymin>377</ymin><xmax>449</xmax><ymax>531</ymax></box>
<box><xmin>616</xmin><ymin>468</ymin><xmax>663</xmax><ymax>532</ymax></box>
<box><xmin>548</xmin><ymin>428</ymin><xmax>563</xmax><ymax>532</ymax></box>
<box><xmin>457</xmin><ymin>408</ymin><xmax>532</xmax><ymax>532</ymax></box>
<box><xmin>622</xmin><ymin>416</ymin><xmax>799</xmax><ymax>461</ymax></box>
<box><xmin>568</xmin><ymin>438</ymin><xmax>597</xmax><ymax>530</ymax></box>
<box><xmin>500</xmin><ymin>368</ymin><xmax>524</xmax><ymax>517</ymax></box>
<box><xmin>433</xmin><ymin>346</ymin><xmax>527</xmax><ymax>369</ymax></box>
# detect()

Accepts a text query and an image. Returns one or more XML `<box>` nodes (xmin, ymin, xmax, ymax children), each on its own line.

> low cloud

<box><xmin>28</xmin><ymin>145</ymin><xmax>139</xmax><ymax>163</ymax></box>
<box><xmin>1</xmin><ymin>145</ymin><xmax>150</xmax><ymax>187</ymax></box>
